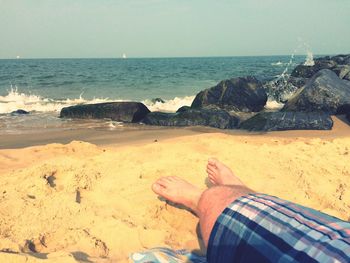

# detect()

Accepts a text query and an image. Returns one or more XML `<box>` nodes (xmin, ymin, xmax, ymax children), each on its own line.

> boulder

<box><xmin>283</xmin><ymin>69</ymin><xmax>350</xmax><ymax>114</ymax></box>
<box><xmin>331</xmin><ymin>54</ymin><xmax>350</xmax><ymax>65</ymax></box>
<box><xmin>347</xmin><ymin>112</ymin><xmax>350</xmax><ymax>123</ymax></box>
<box><xmin>291</xmin><ymin>54</ymin><xmax>350</xmax><ymax>79</ymax></box>
<box><xmin>11</xmin><ymin>109</ymin><xmax>29</xmax><ymax>115</ymax></box>
<box><xmin>142</xmin><ymin>108</ymin><xmax>240</xmax><ymax>129</ymax></box>
<box><xmin>191</xmin><ymin>76</ymin><xmax>267</xmax><ymax>112</ymax></box>
<box><xmin>60</xmin><ymin>102</ymin><xmax>150</xmax><ymax>122</ymax></box>
<box><xmin>333</xmin><ymin>65</ymin><xmax>350</xmax><ymax>80</ymax></box>
<box><xmin>345</xmin><ymin>71</ymin><xmax>350</xmax><ymax>81</ymax></box>
<box><xmin>240</xmin><ymin>111</ymin><xmax>333</xmax><ymax>131</ymax></box>
<box><xmin>291</xmin><ymin>58</ymin><xmax>337</xmax><ymax>78</ymax></box>
<box><xmin>176</xmin><ymin>106</ymin><xmax>191</xmax><ymax>113</ymax></box>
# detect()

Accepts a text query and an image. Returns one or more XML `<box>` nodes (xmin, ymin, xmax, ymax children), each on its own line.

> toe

<box><xmin>208</xmin><ymin>158</ymin><xmax>218</xmax><ymax>167</ymax></box>
<box><xmin>206</xmin><ymin>166</ymin><xmax>216</xmax><ymax>175</ymax></box>
<box><xmin>206</xmin><ymin>171</ymin><xmax>213</xmax><ymax>178</ymax></box>
<box><xmin>169</xmin><ymin>176</ymin><xmax>180</xmax><ymax>181</ymax></box>
<box><xmin>209</xmin><ymin>178</ymin><xmax>216</xmax><ymax>185</ymax></box>
<box><xmin>152</xmin><ymin>183</ymin><xmax>164</xmax><ymax>195</ymax></box>
<box><xmin>155</xmin><ymin>177</ymin><xmax>171</xmax><ymax>187</ymax></box>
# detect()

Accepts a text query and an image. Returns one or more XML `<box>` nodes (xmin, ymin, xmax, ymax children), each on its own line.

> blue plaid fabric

<box><xmin>207</xmin><ymin>194</ymin><xmax>350</xmax><ymax>263</ymax></box>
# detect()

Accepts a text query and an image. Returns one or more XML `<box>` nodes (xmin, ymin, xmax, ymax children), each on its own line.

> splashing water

<box><xmin>265</xmin><ymin>43</ymin><xmax>316</xmax><ymax>106</ymax></box>
<box><xmin>264</xmin><ymin>53</ymin><xmax>299</xmax><ymax>105</ymax></box>
<box><xmin>304</xmin><ymin>51</ymin><xmax>315</xmax><ymax>66</ymax></box>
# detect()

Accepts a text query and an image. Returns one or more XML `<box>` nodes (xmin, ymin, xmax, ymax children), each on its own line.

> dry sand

<box><xmin>0</xmin><ymin>117</ymin><xmax>350</xmax><ymax>262</ymax></box>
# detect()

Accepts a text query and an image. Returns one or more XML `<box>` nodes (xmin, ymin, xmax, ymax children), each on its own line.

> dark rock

<box><xmin>142</xmin><ymin>108</ymin><xmax>240</xmax><ymax>129</ymax></box>
<box><xmin>291</xmin><ymin>54</ymin><xmax>350</xmax><ymax>80</ymax></box>
<box><xmin>191</xmin><ymin>76</ymin><xmax>267</xmax><ymax>112</ymax></box>
<box><xmin>240</xmin><ymin>111</ymin><xmax>333</xmax><ymax>131</ymax></box>
<box><xmin>11</xmin><ymin>109</ymin><xmax>29</xmax><ymax>115</ymax></box>
<box><xmin>331</xmin><ymin>55</ymin><xmax>350</xmax><ymax>65</ymax></box>
<box><xmin>151</xmin><ymin>98</ymin><xmax>165</xmax><ymax>104</ymax></box>
<box><xmin>345</xmin><ymin>72</ymin><xmax>350</xmax><ymax>81</ymax></box>
<box><xmin>264</xmin><ymin>77</ymin><xmax>307</xmax><ymax>103</ymax></box>
<box><xmin>337</xmin><ymin>104</ymin><xmax>350</xmax><ymax>116</ymax></box>
<box><xmin>347</xmin><ymin>112</ymin><xmax>350</xmax><ymax>123</ymax></box>
<box><xmin>60</xmin><ymin>102</ymin><xmax>150</xmax><ymax>122</ymax></box>
<box><xmin>283</xmin><ymin>69</ymin><xmax>350</xmax><ymax>114</ymax></box>
<box><xmin>291</xmin><ymin>58</ymin><xmax>337</xmax><ymax>78</ymax></box>
<box><xmin>289</xmin><ymin>77</ymin><xmax>308</xmax><ymax>88</ymax></box>
<box><xmin>176</xmin><ymin>106</ymin><xmax>191</xmax><ymax>113</ymax></box>
<box><xmin>333</xmin><ymin>65</ymin><xmax>350</xmax><ymax>79</ymax></box>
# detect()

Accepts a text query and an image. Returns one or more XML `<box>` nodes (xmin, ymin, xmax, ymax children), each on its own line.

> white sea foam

<box><xmin>142</xmin><ymin>96</ymin><xmax>194</xmax><ymax>112</ymax></box>
<box><xmin>271</xmin><ymin>61</ymin><xmax>284</xmax><ymax>66</ymax></box>
<box><xmin>0</xmin><ymin>87</ymin><xmax>195</xmax><ymax>114</ymax></box>
<box><xmin>0</xmin><ymin>87</ymin><xmax>115</xmax><ymax>114</ymax></box>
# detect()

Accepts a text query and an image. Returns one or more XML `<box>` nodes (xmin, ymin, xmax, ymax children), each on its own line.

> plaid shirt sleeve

<box><xmin>207</xmin><ymin>194</ymin><xmax>350</xmax><ymax>263</ymax></box>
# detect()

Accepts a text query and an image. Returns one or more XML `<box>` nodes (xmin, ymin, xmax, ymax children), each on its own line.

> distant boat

<box><xmin>122</xmin><ymin>53</ymin><xmax>127</xmax><ymax>59</ymax></box>
<box><xmin>16</xmin><ymin>55</ymin><xmax>20</xmax><ymax>59</ymax></box>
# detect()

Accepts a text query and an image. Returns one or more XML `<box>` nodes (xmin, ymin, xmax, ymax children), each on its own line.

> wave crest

<box><xmin>143</xmin><ymin>96</ymin><xmax>194</xmax><ymax>112</ymax></box>
<box><xmin>0</xmin><ymin>87</ymin><xmax>114</xmax><ymax>114</ymax></box>
<box><xmin>0</xmin><ymin>87</ymin><xmax>194</xmax><ymax>114</ymax></box>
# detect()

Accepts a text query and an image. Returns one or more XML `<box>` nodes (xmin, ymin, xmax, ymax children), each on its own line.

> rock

<box><xmin>142</xmin><ymin>108</ymin><xmax>240</xmax><ymax>129</ymax></box>
<box><xmin>176</xmin><ymin>106</ymin><xmax>191</xmax><ymax>113</ymax></box>
<box><xmin>288</xmin><ymin>77</ymin><xmax>308</xmax><ymax>88</ymax></box>
<box><xmin>333</xmin><ymin>65</ymin><xmax>350</xmax><ymax>79</ymax></box>
<box><xmin>339</xmin><ymin>104</ymin><xmax>350</xmax><ymax>124</ymax></box>
<box><xmin>11</xmin><ymin>109</ymin><xmax>29</xmax><ymax>115</ymax></box>
<box><xmin>331</xmin><ymin>54</ymin><xmax>350</xmax><ymax>65</ymax></box>
<box><xmin>191</xmin><ymin>76</ymin><xmax>267</xmax><ymax>112</ymax></box>
<box><xmin>60</xmin><ymin>102</ymin><xmax>150</xmax><ymax>122</ymax></box>
<box><xmin>290</xmin><ymin>54</ymin><xmax>350</xmax><ymax>79</ymax></box>
<box><xmin>291</xmin><ymin>58</ymin><xmax>337</xmax><ymax>78</ymax></box>
<box><xmin>283</xmin><ymin>69</ymin><xmax>350</xmax><ymax>114</ymax></box>
<box><xmin>240</xmin><ymin>111</ymin><xmax>333</xmax><ymax>131</ymax></box>
<box><xmin>345</xmin><ymin>72</ymin><xmax>350</xmax><ymax>81</ymax></box>
<box><xmin>151</xmin><ymin>98</ymin><xmax>165</xmax><ymax>104</ymax></box>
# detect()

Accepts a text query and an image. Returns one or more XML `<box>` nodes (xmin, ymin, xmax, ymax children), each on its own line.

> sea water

<box><xmin>0</xmin><ymin>56</ymin><xmax>308</xmax><ymax>134</ymax></box>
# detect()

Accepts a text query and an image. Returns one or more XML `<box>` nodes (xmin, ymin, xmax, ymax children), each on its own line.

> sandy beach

<box><xmin>0</xmin><ymin>117</ymin><xmax>350</xmax><ymax>262</ymax></box>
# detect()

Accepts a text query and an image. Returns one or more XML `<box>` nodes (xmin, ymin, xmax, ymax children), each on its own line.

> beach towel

<box><xmin>130</xmin><ymin>247</ymin><xmax>207</xmax><ymax>263</ymax></box>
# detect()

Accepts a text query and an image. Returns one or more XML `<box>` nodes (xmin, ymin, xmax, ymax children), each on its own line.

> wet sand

<box><xmin>1</xmin><ymin>115</ymin><xmax>349</xmax><ymax>149</ymax></box>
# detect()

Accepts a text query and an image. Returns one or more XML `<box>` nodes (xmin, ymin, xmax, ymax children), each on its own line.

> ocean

<box><xmin>0</xmin><ymin>56</ymin><xmax>308</xmax><ymax>134</ymax></box>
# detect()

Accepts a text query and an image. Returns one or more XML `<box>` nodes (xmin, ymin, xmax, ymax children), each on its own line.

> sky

<box><xmin>0</xmin><ymin>0</ymin><xmax>349</xmax><ymax>58</ymax></box>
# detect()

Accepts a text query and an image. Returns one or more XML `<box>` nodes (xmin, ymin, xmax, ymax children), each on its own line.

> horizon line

<box><xmin>0</xmin><ymin>53</ymin><xmax>345</xmax><ymax>60</ymax></box>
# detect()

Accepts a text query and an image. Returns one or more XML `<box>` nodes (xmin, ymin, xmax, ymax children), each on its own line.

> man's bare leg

<box><xmin>152</xmin><ymin>165</ymin><xmax>253</xmax><ymax>246</ymax></box>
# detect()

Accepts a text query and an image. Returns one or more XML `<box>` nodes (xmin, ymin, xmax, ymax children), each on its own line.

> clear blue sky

<box><xmin>1</xmin><ymin>0</ymin><xmax>349</xmax><ymax>58</ymax></box>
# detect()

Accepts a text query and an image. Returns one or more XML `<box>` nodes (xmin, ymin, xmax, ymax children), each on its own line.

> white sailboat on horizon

<box><xmin>122</xmin><ymin>53</ymin><xmax>127</xmax><ymax>59</ymax></box>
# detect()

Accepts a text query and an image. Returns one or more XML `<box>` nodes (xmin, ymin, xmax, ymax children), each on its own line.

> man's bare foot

<box><xmin>207</xmin><ymin>158</ymin><xmax>245</xmax><ymax>186</ymax></box>
<box><xmin>152</xmin><ymin>176</ymin><xmax>203</xmax><ymax>214</ymax></box>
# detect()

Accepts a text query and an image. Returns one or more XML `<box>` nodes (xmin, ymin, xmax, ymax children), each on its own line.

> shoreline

<box><xmin>1</xmin><ymin>115</ymin><xmax>349</xmax><ymax>149</ymax></box>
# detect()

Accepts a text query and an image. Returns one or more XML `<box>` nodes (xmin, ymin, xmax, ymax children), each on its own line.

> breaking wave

<box><xmin>0</xmin><ymin>87</ymin><xmax>194</xmax><ymax>114</ymax></box>
<box><xmin>143</xmin><ymin>96</ymin><xmax>194</xmax><ymax>112</ymax></box>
